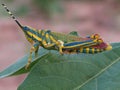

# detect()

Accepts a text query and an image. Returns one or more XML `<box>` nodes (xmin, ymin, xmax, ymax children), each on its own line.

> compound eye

<box><xmin>97</xmin><ymin>39</ymin><xmax>103</xmax><ymax>43</ymax></box>
<box><xmin>94</xmin><ymin>34</ymin><xmax>100</xmax><ymax>39</ymax></box>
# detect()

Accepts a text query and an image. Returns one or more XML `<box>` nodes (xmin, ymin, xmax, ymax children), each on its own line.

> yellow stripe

<box><xmin>62</xmin><ymin>40</ymin><xmax>97</xmax><ymax>49</ymax></box>
<box><xmin>105</xmin><ymin>45</ymin><xmax>112</xmax><ymax>50</ymax></box>
<box><xmin>46</xmin><ymin>33</ymin><xmax>49</xmax><ymax>39</ymax></box>
<box><xmin>42</xmin><ymin>40</ymin><xmax>47</xmax><ymax>45</ymax></box>
<box><xmin>49</xmin><ymin>36</ymin><xmax>57</xmax><ymax>43</ymax></box>
<box><xmin>42</xmin><ymin>31</ymin><xmax>45</xmax><ymax>36</ymax></box>
<box><xmin>80</xmin><ymin>48</ymin><xmax>83</xmax><ymax>53</ymax></box>
<box><xmin>27</xmin><ymin>38</ymin><xmax>33</xmax><ymax>43</ymax></box>
<box><xmin>27</xmin><ymin>31</ymin><xmax>42</xmax><ymax>41</ymax></box>
<box><xmin>96</xmin><ymin>49</ymin><xmax>100</xmax><ymax>53</ymax></box>
<box><xmin>92</xmin><ymin>48</ymin><xmax>95</xmax><ymax>54</ymax></box>
<box><xmin>90</xmin><ymin>35</ymin><xmax>94</xmax><ymax>39</ymax></box>
<box><xmin>86</xmin><ymin>48</ymin><xmax>89</xmax><ymax>53</ymax></box>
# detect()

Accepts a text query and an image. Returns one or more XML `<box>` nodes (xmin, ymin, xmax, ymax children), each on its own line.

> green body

<box><xmin>51</xmin><ymin>31</ymin><xmax>85</xmax><ymax>42</ymax></box>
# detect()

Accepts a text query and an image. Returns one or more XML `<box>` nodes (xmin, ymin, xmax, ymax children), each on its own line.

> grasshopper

<box><xmin>2</xmin><ymin>4</ymin><xmax>112</xmax><ymax>69</ymax></box>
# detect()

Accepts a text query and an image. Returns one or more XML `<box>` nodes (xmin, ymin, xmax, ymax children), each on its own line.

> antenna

<box><xmin>2</xmin><ymin>3</ymin><xmax>23</xmax><ymax>29</ymax></box>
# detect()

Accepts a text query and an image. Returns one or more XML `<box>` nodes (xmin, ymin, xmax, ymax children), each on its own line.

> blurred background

<box><xmin>0</xmin><ymin>0</ymin><xmax>120</xmax><ymax>90</ymax></box>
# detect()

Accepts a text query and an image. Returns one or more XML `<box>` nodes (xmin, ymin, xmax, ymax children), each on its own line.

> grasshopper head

<box><xmin>22</xmin><ymin>26</ymin><xmax>35</xmax><ymax>44</ymax></box>
<box><xmin>22</xmin><ymin>26</ymin><xmax>31</xmax><ymax>32</ymax></box>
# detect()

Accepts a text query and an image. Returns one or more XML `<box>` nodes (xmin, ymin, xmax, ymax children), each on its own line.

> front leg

<box><xmin>56</xmin><ymin>40</ymin><xmax>64</xmax><ymax>54</ymax></box>
<box><xmin>25</xmin><ymin>43</ymin><xmax>40</xmax><ymax>69</ymax></box>
<box><xmin>41</xmin><ymin>33</ymin><xmax>56</xmax><ymax>48</ymax></box>
<box><xmin>45</xmin><ymin>30</ymin><xmax>65</xmax><ymax>54</ymax></box>
<box><xmin>41</xmin><ymin>30</ymin><xmax>61</xmax><ymax>49</ymax></box>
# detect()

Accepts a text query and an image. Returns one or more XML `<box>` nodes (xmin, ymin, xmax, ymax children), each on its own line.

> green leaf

<box><xmin>17</xmin><ymin>43</ymin><xmax>120</xmax><ymax>90</ymax></box>
<box><xmin>0</xmin><ymin>48</ymin><xmax>49</xmax><ymax>78</ymax></box>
